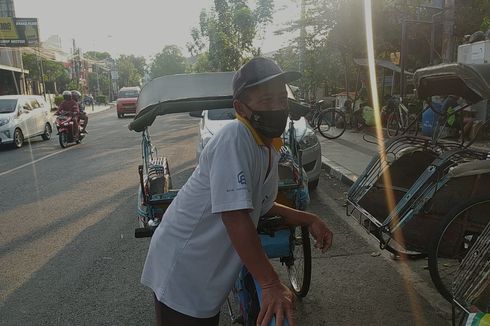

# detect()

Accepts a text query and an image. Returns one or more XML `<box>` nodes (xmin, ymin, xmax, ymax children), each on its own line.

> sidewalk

<box><xmin>84</xmin><ymin>102</ymin><xmax>115</xmax><ymax>115</ymax></box>
<box><xmin>318</xmin><ymin>127</ymin><xmax>490</xmax><ymax>185</ymax></box>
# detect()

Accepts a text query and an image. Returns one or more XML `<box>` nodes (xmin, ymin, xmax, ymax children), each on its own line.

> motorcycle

<box><xmin>55</xmin><ymin>112</ymin><xmax>85</xmax><ymax>148</ymax></box>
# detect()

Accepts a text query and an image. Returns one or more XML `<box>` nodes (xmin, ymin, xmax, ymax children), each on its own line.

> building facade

<box><xmin>0</xmin><ymin>0</ymin><xmax>29</xmax><ymax>95</ymax></box>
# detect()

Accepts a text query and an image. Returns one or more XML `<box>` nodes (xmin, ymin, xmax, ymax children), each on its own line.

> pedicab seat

<box><xmin>448</xmin><ymin>159</ymin><xmax>490</xmax><ymax>178</ymax></box>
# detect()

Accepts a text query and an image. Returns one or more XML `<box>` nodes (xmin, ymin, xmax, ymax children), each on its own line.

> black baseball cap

<box><xmin>232</xmin><ymin>57</ymin><xmax>301</xmax><ymax>99</ymax></box>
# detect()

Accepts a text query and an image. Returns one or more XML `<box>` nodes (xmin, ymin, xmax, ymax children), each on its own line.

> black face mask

<box><xmin>243</xmin><ymin>103</ymin><xmax>289</xmax><ymax>138</ymax></box>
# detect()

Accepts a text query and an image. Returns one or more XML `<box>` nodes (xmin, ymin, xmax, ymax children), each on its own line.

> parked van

<box><xmin>0</xmin><ymin>95</ymin><xmax>54</xmax><ymax>148</ymax></box>
<box><xmin>116</xmin><ymin>86</ymin><xmax>140</xmax><ymax>118</ymax></box>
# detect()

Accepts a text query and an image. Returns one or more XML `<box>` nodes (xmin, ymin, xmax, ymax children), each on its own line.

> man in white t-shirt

<box><xmin>141</xmin><ymin>57</ymin><xmax>333</xmax><ymax>326</ymax></box>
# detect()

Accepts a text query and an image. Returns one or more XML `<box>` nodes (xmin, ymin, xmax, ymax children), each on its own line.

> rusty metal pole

<box><xmin>442</xmin><ymin>0</ymin><xmax>455</xmax><ymax>63</ymax></box>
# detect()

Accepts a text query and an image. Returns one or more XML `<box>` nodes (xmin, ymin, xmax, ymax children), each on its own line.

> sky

<box><xmin>14</xmin><ymin>0</ymin><xmax>300</xmax><ymax>60</ymax></box>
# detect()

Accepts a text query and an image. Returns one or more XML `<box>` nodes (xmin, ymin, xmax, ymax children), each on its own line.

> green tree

<box><xmin>150</xmin><ymin>45</ymin><xmax>187</xmax><ymax>78</ymax></box>
<box><xmin>22</xmin><ymin>52</ymin><xmax>71</xmax><ymax>93</ymax></box>
<box><xmin>87</xmin><ymin>71</ymin><xmax>110</xmax><ymax>97</ymax></box>
<box><xmin>187</xmin><ymin>0</ymin><xmax>274</xmax><ymax>72</ymax></box>
<box><xmin>116</xmin><ymin>55</ymin><xmax>146</xmax><ymax>87</ymax></box>
<box><xmin>191</xmin><ymin>53</ymin><xmax>212</xmax><ymax>73</ymax></box>
<box><xmin>83</xmin><ymin>51</ymin><xmax>114</xmax><ymax>96</ymax></box>
<box><xmin>454</xmin><ymin>0</ymin><xmax>490</xmax><ymax>39</ymax></box>
<box><xmin>274</xmin><ymin>0</ymin><xmax>410</xmax><ymax>98</ymax></box>
<box><xmin>84</xmin><ymin>51</ymin><xmax>112</xmax><ymax>61</ymax></box>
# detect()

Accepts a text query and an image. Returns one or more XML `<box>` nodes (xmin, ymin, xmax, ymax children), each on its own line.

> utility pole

<box><xmin>298</xmin><ymin>0</ymin><xmax>306</xmax><ymax>99</ymax></box>
<box><xmin>72</xmin><ymin>39</ymin><xmax>81</xmax><ymax>88</ymax></box>
<box><xmin>441</xmin><ymin>0</ymin><xmax>455</xmax><ymax>63</ymax></box>
<box><xmin>36</xmin><ymin>46</ymin><xmax>46</xmax><ymax>96</ymax></box>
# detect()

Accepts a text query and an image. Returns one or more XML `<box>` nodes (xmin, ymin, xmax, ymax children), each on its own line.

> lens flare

<box><xmin>363</xmin><ymin>0</ymin><xmax>426</xmax><ymax>324</ymax></box>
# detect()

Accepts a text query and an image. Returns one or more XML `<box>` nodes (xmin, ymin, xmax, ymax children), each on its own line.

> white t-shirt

<box><xmin>141</xmin><ymin>120</ymin><xmax>280</xmax><ymax>318</ymax></box>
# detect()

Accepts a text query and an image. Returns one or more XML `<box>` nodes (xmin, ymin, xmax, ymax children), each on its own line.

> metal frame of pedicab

<box><xmin>346</xmin><ymin>63</ymin><xmax>490</xmax><ymax>302</ymax></box>
<box><xmin>129</xmin><ymin>72</ymin><xmax>315</xmax><ymax>325</ymax></box>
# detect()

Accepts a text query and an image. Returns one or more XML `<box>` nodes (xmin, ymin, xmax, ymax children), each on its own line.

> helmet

<box><xmin>71</xmin><ymin>90</ymin><xmax>81</xmax><ymax>101</ymax></box>
<box><xmin>62</xmin><ymin>90</ymin><xmax>72</xmax><ymax>101</ymax></box>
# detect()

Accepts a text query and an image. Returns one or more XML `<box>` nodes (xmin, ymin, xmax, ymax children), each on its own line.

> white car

<box><xmin>194</xmin><ymin>108</ymin><xmax>322</xmax><ymax>189</ymax></box>
<box><xmin>0</xmin><ymin>95</ymin><xmax>54</xmax><ymax>148</ymax></box>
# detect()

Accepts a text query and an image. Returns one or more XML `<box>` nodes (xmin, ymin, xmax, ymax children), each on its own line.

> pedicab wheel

<box><xmin>386</xmin><ymin>113</ymin><xmax>399</xmax><ymax>137</ymax></box>
<box><xmin>286</xmin><ymin>226</ymin><xmax>312</xmax><ymax>297</ymax></box>
<box><xmin>244</xmin><ymin>274</ymin><xmax>260</xmax><ymax>326</ymax></box>
<box><xmin>428</xmin><ymin>197</ymin><xmax>490</xmax><ymax>302</ymax></box>
<box><xmin>59</xmin><ymin>133</ymin><xmax>68</xmax><ymax>148</ymax></box>
<box><xmin>317</xmin><ymin>109</ymin><xmax>346</xmax><ymax>140</ymax></box>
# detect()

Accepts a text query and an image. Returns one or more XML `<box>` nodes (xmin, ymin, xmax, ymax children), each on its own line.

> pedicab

<box><xmin>129</xmin><ymin>72</ymin><xmax>314</xmax><ymax>325</ymax></box>
<box><xmin>346</xmin><ymin>63</ymin><xmax>490</xmax><ymax>310</ymax></box>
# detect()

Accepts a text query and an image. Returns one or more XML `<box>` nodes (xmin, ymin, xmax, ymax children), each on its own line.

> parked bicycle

<box><xmin>385</xmin><ymin>95</ymin><xmax>419</xmax><ymax>137</ymax></box>
<box><xmin>305</xmin><ymin>100</ymin><xmax>346</xmax><ymax>139</ymax></box>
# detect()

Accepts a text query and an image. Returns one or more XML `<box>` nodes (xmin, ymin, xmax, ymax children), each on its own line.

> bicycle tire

<box><xmin>244</xmin><ymin>274</ymin><xmax>260</xmax><ymax>326</ymax></box>
<box><xmin>317</xmin><ymin>109</ymin><xmax>346</xmax><ymax>139</ymax></box>
<box><xmin>286</xmin><ymin>226</ymin><xmax>312</xmax><ymax>297</ymax></box>
<box><xmin>386</xmin><ymin>113</ymin><xmax>400</xmax><ymax>137</ymax></box>
<box><xmin>428</xmin><ymin>197</ymin><xmax>490</xmax><ymax>302</ymax></box>
<box><xmin>405</xmin><ymin>113</ymin><xmax>419</xmax><ymax>136</ymax></box>
<box><xmin>307</xmin><ymin>111</ymin><xmax>317</xmax><ymax>129</ymax></box>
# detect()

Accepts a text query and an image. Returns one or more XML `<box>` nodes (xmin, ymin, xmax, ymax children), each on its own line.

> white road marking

<box><xmin>0</xmin><ymin>148</ymin><xmax>73</xmax><ymax>177</ymax></box>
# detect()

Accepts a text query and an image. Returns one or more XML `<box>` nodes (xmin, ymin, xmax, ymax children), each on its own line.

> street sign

<box><xmin>0</xmin><ymin>17</ymin><xmax>39</xmax><ymax>47</ymax></box>
<box><xmin>111</xmin><ymin>70</ymin><xmax>119</xmax><ymax>80</ymax></box>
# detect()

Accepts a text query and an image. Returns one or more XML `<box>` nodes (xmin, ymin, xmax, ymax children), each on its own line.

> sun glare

<box><xmin>363</xmin><ymin>1</ymin><xmax>426</xmax><ymax>324</ymax></box>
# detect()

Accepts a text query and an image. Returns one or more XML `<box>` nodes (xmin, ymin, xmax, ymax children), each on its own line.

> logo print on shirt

<box><xmin>262</xmin><ymin>194</ymin><xmax>269</xmax><ymax>204</ymax></box>
<box><xmin>237</xmin><ymin>171</ymin><xmax>246</xmax><ymax>185</ymax></box>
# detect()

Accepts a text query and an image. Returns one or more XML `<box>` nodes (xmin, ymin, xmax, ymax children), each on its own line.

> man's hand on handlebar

<box><xmin>257</xmin><ymin>280</ymin><xmax>296</xmax><ymax>326</ymax></box>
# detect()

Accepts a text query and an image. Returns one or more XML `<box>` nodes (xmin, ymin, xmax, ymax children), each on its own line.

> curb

<box><xmin>320</xmin><ymin>156</ymin><xmax>358</xmax><ymax>187</ymax></box>
<box><xmin>85</xmin><ymin>105</ymin><xmax>113</xmax><ymax>115</ymax></box>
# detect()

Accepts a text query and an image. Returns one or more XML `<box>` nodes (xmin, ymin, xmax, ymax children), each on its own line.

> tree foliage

<box><xmin>116</xmin><ymin>55</ymin><xmax>146</xmax><ymax>87</ymax></box>
<box><xmin>22</xmin><ymin>53</ymin><xmax>71</xmax><ymax>93</ymax></box>
<box><xmin>454</xmin><ymin>0</ymin><xmax>490</xmax><ymax>38</ymax></box>
<box><xmin>87</xmin><ymin>71</ymin><xmax>110</xmax><ymax>97</ymax></box>
<box><xmin>149</xmin><ymin>45</ymin><xmax>187</xmax><ymax>78</ymax></box>
<box><xmin>187</xmin><ymin>0</ymin><xmax>274</xmax><ymax>72</ymax></box>
<box><xmin>82</xmin><ymin>51</ymin><xmax>114</xmax><ymax>96</ymax></box>
<box><xmin>84</xmin><ymin>51</ymin><xmax>112</xmax><ymax>61</ymax></box>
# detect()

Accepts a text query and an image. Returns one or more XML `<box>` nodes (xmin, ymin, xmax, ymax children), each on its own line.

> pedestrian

<box><xmin>141</xmin><ymin>57</ymin><xmax>333</xmax><ymax>326</ymax></box>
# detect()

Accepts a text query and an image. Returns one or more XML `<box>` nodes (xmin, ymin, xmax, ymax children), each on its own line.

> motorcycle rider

<box><xmin>71</xmin><ymin>90</ymin><xmax>88</xmax><ymax>134</ymax></box>
<box><xmin>57</xmin><ymin>90</ymin><xmax>80</xmax><ymax>137</ymax></box>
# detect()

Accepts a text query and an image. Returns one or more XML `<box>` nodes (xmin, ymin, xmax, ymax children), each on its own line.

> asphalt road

<box><xmin>0</xmin><ymin>108</ymin><xmax>450</xmax><ymax>325</ymax></box>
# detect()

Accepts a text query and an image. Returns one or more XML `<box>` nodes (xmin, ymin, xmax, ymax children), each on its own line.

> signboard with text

<box><xmin>0</xmin><ymin>17</ymin><xmax>39</xmax><ymax>47</ymax></box>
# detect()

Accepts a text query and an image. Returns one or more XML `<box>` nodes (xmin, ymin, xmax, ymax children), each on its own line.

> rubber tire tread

<box><xmin>287</xmin><ymin>226</ymin><xmax>312</xmax><ymax>298</ymax></box>
<box><xmin>428</xmin><ymin>197</ymin><xmax>490</xmax><ymax>302</ymax></box>
<box><xmin>317</xmin><ymin>109</ymin><xmax>346</xmax><ymax>139</ymax></box>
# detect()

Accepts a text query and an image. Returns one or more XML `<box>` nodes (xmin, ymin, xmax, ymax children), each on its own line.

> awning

<box><xmin>353</xmin><ymin>58</ymin><xmax>413</xmax><ymax>76</ymax></box>
<box><xmin>0</xmin><ymin>63</ymin><xmax>29</xmax><ymax>74</ymax></box>
<box><xmin>414</xmin><ymin>63</ymin><xmax>490</xmax><ymax>103</ymax></box>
